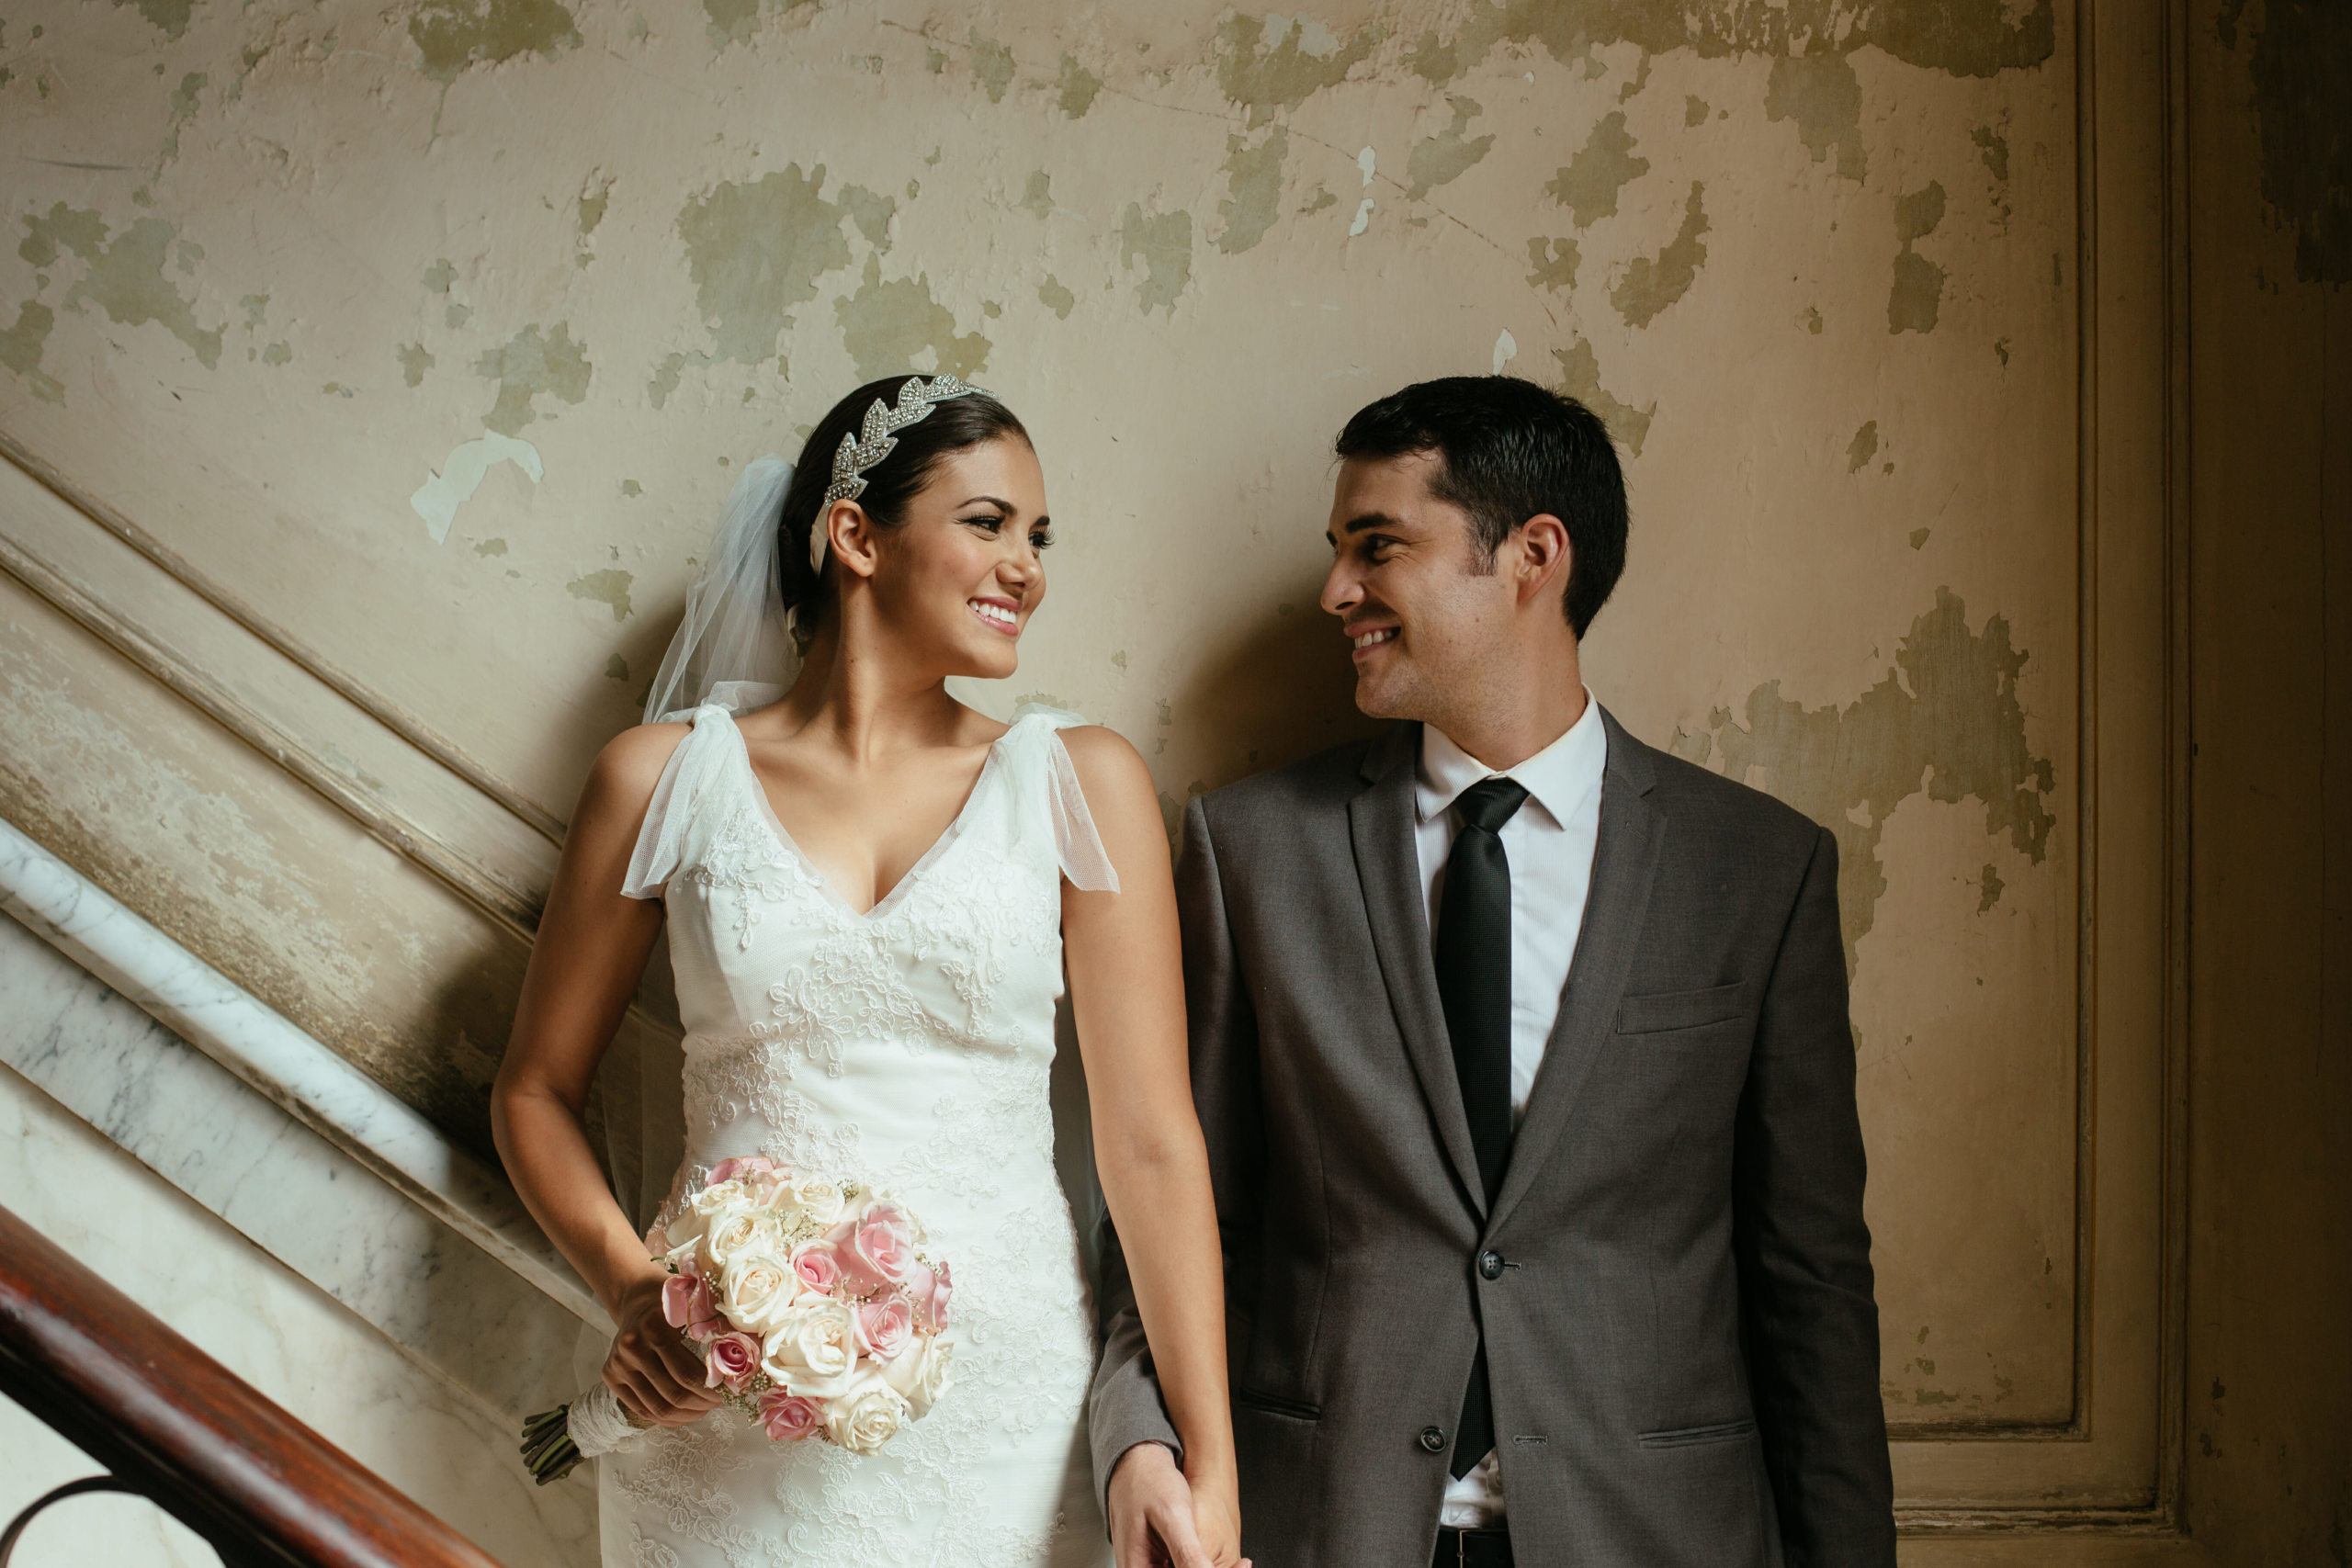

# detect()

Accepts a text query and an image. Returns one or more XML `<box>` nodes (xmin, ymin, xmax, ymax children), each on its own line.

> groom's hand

<box><xmin>604</xmin><ymin>1271</ymin><xmax>725</xmax><ymax>1427</ymax></box>
<box><xmin>1109</xmin><ymin>1441</ymin><xmax>1245</xmax><ymax>1568</ymax></box>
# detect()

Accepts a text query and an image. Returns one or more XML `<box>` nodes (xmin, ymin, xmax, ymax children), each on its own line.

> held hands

<box><xmin>1108</xmin><ymin>1441</ymin><xmax>1249</xmax><ymax>1568</ymax></box>
<box><xmin>602</xmin><ymin>1268</ymin><xmax>726</xmax><ymax>1427</ymax></box>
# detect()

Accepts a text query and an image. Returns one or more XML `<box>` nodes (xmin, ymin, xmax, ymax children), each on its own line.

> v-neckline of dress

<box><xmin>717</xmin><ymin>707</ymin><xmax>1017</xmax><ymax>923</ymax></box>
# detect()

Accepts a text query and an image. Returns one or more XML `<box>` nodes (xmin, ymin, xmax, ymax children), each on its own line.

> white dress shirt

<box><xmin>1418</xmin><ymin>692</ymin><xmax>1608</xmax><ymax>1529</ymax></box>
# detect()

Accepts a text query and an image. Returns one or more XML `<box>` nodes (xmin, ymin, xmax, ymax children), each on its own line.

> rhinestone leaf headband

<box><xmin>810</xmin><ymin>374</ymin><xmax>989</xmax><ymax>573</ymax></box>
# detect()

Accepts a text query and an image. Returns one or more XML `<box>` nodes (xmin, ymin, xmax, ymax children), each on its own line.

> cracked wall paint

<box><xmin>1766</xmin><ymin>52</ymin><xmax>1868</xmax><ymax>181</ymax></box>
<box><xmin>1890</xmin><ymin>180</ymin><xmax>1951</xmax><ymax>333</ymax></box>
<box><xmin>1216</xmin><ymin>128</ymin><xmax>1289</xmax><ymax>254</ymax></box>
<box><xmin>410</xmin><ymin>432</ymin><xmax>544</xmax><ymax>543</ymax></box>
<box><xmin>472</xmin><ymin>321</ymin><xmax>591</xmax><ymax>435</ymax></box>
<box><xmin>1406</xmin><ymin>96</ymin><xmax>1494</xmax><ymax>201</ymax></box>
<box><xmin>1612</xmin><ymin>182</ymin><xmax>1711</xmax><ymax>328</ymax></box>
<box><xmin>833</xmin><ymin>256</ymin><xmax>989</xmax><ymax>380</ymax></box>
<box><xmin>1120</xmin><ymin>203</ymin><xmax>1193</xmax><ymax>316</ymax></box>
<box><xmin>408</xmin><ymin>0</ymin><xmax>581</xmax><ymax>82</ymax></box>
<box><xmin>1709</xmin><ymin>588</ymin><xmax>2056</xmax><ymax>974</ymax></box>
<box><xmin>1548</xmin><ymin>111</ymin><xmax>1649</xmax><ymax>229</ymax></box>
<box><xmin>675</xmin><ymin>166</ymin><xmax>854</xmax><ymax>366</ymax></box>
<box><xmin>18</xmin><ymin>204</ymin><xmax>220</xmax><ymax>370</ymax></box>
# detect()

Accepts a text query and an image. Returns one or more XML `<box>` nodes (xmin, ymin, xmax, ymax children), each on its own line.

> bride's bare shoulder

<box><xmin>574</xmin><ymin>719</ymin><xmax>695</xmax><ymax>829</ymax></box>
<box><xmin>1054</xmin><ymin>724</ymin><xmax>1153</xmax><ymax>807</ymax></box>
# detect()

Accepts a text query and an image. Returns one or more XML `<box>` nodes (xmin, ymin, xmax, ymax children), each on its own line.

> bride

<box><xmin>492</xmin><ymin>375</ymin><xmax>1241</xmax><ymax>1567</ymax></box>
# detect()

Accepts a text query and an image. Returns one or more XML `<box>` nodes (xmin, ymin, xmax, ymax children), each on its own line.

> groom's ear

<box><xmin>1510</xmin><ymin>513</ymin><xmax>1574</xmax><ymax>605</ymax></box>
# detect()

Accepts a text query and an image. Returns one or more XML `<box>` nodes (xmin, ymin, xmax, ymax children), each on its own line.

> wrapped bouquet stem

<box><xmin>521</xmin><ymin>1157</ymin><xmax>954</xmax><ymax>1485</ymax></box>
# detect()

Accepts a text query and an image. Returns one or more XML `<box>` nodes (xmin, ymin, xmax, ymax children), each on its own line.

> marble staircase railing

<box><xmin>0</xmin><ymin>815</ymin><xmax>604</xmax><ymax>1431</ymax></box>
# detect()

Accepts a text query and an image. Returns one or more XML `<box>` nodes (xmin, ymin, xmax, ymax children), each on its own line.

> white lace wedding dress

<box><xmin>600</xmin><ymin>690</ymin><xmax>1113</xmax><ymax>1567</ymax></box>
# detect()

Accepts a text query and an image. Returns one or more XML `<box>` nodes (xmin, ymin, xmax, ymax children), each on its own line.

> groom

<box><xmin>1093</xmin><ymin>376</ymin><xmax>1894</xmax><ymax>1566</ymax></box>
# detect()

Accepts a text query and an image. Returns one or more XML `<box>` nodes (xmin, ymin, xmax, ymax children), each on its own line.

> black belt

<box><xmin>1433</xmin><ymin>1525</ymin><xmax>1513</xmax><ymax>1568</ymax></box>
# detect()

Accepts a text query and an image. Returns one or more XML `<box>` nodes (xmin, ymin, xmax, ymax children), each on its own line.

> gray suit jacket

<box><xmin>1090</xmin><ymin>710</ymin><xmax>1894</xmax><ymax>1567</ymax></box>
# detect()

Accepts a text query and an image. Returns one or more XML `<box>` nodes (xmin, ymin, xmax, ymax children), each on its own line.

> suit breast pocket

<box><xmin>1615</xmin><ymin>981</ymin><xmax>1748</xmax><ymax>1036</ymax></box>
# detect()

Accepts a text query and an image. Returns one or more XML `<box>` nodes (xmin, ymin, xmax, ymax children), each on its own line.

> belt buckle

<box><xmin>1456</xmin><ymin>1529</ymin><xmax>1469</xmax><ymax>1568</ymax></box>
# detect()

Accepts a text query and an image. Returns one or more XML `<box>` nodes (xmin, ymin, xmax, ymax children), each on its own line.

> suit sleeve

<box><xmin>1734</xmin><ymin>825</ymin><xmax>1897</xmax><ymax>1566</ymax></box>
<box><xmin>1087</xmin><ymin>795</ymin><xmax>1263</xmax><ymax>1507</ymax></box>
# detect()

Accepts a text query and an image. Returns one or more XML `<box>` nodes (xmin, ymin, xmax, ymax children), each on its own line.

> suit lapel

<box><xmin>1488</xmin><ymin>708</ymin><xmax>1666</xmax><ymax>1234</ymax></box>
<box><xmin>1348</xmin><ymin>723</ymin><xmax>1487</xmax><ymax>1217</ymax></box>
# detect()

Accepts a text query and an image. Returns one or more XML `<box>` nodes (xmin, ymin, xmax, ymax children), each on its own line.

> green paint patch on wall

<box><xmin>408</xmin><ymin>0</ymin><xmax>581</xmax><ymax>83</ymax></box>
<box><xmin>1612</xmin><ymin>181</ymin><xmax>1710</xmax><ymax>329</ymax></box>
<box><xmin>833</xmin><ymin>256</ymin><xmax>989</xmax><ymax>381</ymax></box>
<box><xmin>1525</xmin><ymin>236</ymin><xmax>1579</xmax><ymax>292</ymax></box>
<box><xmin>675</xmin><ymin>164</ymin><xmax>854</xmax><ymax>365</ymax></box>
<box><xmin>839</xmin><ymin>186</ymin><xmax>896</xmax><ymax>253</ymax></box>
<box><xmin>1406</xmin><ymin>96</ymin><xmax>1494</xmax><ymax>200</ymax></box>
<box><xmin>112</xmin><ymin>0</ymin><xmax>192</xmax><ymax>40</ymax></box>
<box><xmin>1019</xmin><ymin>171</ymin><xmax>1054</xmax><ymax>220</ymax></box>
<box><xmin>1057</xmin><ymin>53</ymin><xmax>1102</xmax><ymax>118</ymax></box>
<box><xmin>1765</xmin><ymin>51</ymin><xmax>1867</xmax><ymax>181</ymax></box>
<box><xmin>567</xmin><ymin>569</ymin><xmax>634</xmax><ymax>622</ymax></box>
<box><xmin>473</xmin><ymin>321</ymin><xmax>591</xmax><ymax>434</ymax></box>
<box><xmin>1972</xmin><ymin>125</ymin><xmax>2011</xmax><ymax>183</ymax></box>
<box><xmin>399</xmin><ymin>342</ymin><xmax>435</xmax><ymax>387</ymax></box>
<box><xmin>1551</xmin><ymin>338</ymin><xmax>1653</xmax><ymax>457</ymax></box>
<box><xmin>0</xmin><ymin>301</ymin><xmax>62</xmax><ymax>403</ymax></box>
<box><xmin>1547</xmin><ymin>111</ymin><xmax>1648</xmax><ymax>229</ymax></box>
<box><xmin>701</xmin><ymin>0</ymin><xmax>813</xmax><ymax>48</ymax></box>
<box><xmin>1037</xmin><ymin>276</ymin><xmax>1076</xmax><ymax>320</ymax></box>
<box><xmin>1849</xmin><ymin>420</ymin><xmax>1881</xmax><ymax>472</ymax></box>
<box><xmin>1216</xmin><ymin>127</ymin><xmax>1289</xmax><ymax>255</ymax></box>
<box><xmin>18</xmin><ymin>203</ymin><xmax>221</xmax><ymax>369</ymax></box>
<box><xmin>1214</xmin><ymin>11</ymin><xmax>1383</xmax><ymax>128</ymax></box>
<box><xmin>1120</xmin><ymin>203</ymin><xmax>1193</xmax><ymax>317</ymax></box>
<box><xmin>1709</xmin><ymin>587</ymin><xmax>2057</xmax><ymax>974</ymax></box>
<box><xmin>1889</xmin><ymin>180</ymin><xmax>1949</xmax><ymax>333</ymax></box>
<box><xmin>968</xmin><ymin>30</ymin><xmax>1015</xmax><ymax>104</ymax></box>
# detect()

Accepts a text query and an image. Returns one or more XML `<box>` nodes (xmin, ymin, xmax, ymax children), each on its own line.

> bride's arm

<box><xmin>492</xmin><ymin>724</ymin><xmax>721</xmax><ymax>1427</ymax></box>
<box><xmin>1059</xmin><ymin>728</ymin><xmax>1242</xmax><ymax>1568</ymax></box>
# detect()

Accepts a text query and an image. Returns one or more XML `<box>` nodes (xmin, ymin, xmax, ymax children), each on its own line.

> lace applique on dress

<box><xmin>604</xmin><ymin>707</ymin><xmax>1111</xmax><ymax>1568</ymax></box>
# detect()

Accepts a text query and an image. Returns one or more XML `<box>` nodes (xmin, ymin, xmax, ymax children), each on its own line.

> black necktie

<box><xmin>1433</xmin><ymin>775</ymin><xmax>1526</xmax><ymax>1478</ymax></box>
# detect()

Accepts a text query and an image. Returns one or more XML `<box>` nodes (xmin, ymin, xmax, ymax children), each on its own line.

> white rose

<box><xmin>881</xmin><ymin>1333</ymin><xmax>955</xmax><ymax>1419</ymax></box>
<box><xmin>783</xmin><ymin>1174</ymin><xmax>847</xmax><ymax>1230</ymax></box>
<box><xmin>761</xmin><ymin>1299</ymin><xmax>860</xmax><ymax>1401</ymax></box>
<box><xmin>718</xmin><ymin>1250</ymin><xmax>799</xmax><ymax>1336</ymax></box>
<box><xmin>823</xmin><ymin>1371</ymin><xmax>910</xmax><ymax>1455</ymax></box>
<box><xmin>688</xmin><ymin>1177</ymin><xmax>750</xmax><ymax>1221</ymax></box>
<box><xmin>697</xmin><ymin>1199</ymin><xmax>775</xmax><ymax>1275</ymax></box>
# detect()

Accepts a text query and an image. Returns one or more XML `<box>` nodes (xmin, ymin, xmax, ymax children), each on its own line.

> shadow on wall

<box><xmin>1171</xmin><ymin>574</ymin><xmax>1384</xmax><ymax>831</ymax></box>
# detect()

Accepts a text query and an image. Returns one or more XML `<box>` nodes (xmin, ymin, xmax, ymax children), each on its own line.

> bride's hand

<box><xmin>1188</xmin><ymin>1472</ymin><xmax>1247</xmax><ymax>1568</ymax></box>
<box><xmin>603</xmin><ymin>1269</ymin><xmax>725</xmax><ymax>1427</ymax></box>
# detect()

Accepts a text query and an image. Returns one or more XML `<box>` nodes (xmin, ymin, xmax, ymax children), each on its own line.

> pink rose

<box><xmin>846</xmin><ymin>1201</ymin><xmax>916</xmax><ymax>1286</ymax></box>
<box><xmin>855</xmin><ymin>1297</ymin><xmax>913</xmax><ymax>1363</ymax></box>
<box><xmin>662</xmin><ymin>1273</ymin><xmax>721</xmax><ymax>1342</ymax></box>
<box><xmin>704</xmin><ymin>1330</ymin><xmax>761</xmax><ymax>1392</ymax></box>
<box><xmin>791</xmin><ymin>1240</ymin><xmax>843</xmax><ymax>1298</ymax></box>
<box><xmin>706</xmin><ymin>1156</ymin><xmax>780</xmax><ymax>1187</ymax></box>
<box><xmin>910</xmin><ymin>1259</ymin><xmax>954</xmax><ymax>1332</ymax></box>
<box><xmin>757</xmin><ymin>1389</ymin><xmax>824</xmax><ymax>1442</ymax></box>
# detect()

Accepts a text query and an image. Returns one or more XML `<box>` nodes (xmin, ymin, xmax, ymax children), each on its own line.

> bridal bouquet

<box><xmin>523</xmin><ymin>1156</ymin><xmax>954</xmax><ymax>1483</ymax></box>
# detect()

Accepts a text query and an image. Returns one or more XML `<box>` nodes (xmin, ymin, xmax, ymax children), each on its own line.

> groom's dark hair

<box><xmin>1334</xmin><ymin>376</ymin><xmax>1628</xmax><ymax>638</ymax></box>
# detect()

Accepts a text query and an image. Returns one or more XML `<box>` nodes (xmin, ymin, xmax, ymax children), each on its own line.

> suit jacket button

<box><xmin>1478</xmin><ymin>1249</ymin><xmax>1506</xmax><ymax>1280</ymax></box>
<box><xmin>1419</xmin><ymin>1426</ymin><xmax>1447</xmax><ymax>1453</ymax></box>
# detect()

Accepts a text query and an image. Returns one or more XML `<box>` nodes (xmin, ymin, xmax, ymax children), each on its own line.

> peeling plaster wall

<box><xmin>0</xmin><ymin>0</ymin><xmax>2100</xmax><ymax>1487</ymax></box>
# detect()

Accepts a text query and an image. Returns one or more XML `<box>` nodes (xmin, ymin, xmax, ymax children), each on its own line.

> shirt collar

<box><xmin>1417</xmin><ymin>692</ymin><xmax>1607</xmax><ymax>830</ymax></box>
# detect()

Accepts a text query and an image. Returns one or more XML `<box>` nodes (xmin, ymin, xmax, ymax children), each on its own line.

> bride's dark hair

<box><xmin>776</xmin><ymin>377</ymin><xmax>1031</xmax><ymax>634</ymax></box>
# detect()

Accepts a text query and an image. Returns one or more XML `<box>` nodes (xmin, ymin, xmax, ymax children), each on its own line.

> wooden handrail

<box><xmin>0</xmin><ymin>1201</ymin><xmax>507</xmax><ymax>1568</ymax></box>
